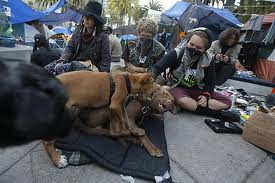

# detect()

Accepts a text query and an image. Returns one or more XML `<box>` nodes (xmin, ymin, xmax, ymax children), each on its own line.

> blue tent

<box><xmin>179</xmin><ymin>2</ymin><xmax>243</xmax><ymax>39</ymax></box>
<box><xmin>42</xmin><ymin>0</ymin><xmax>66</xmax><ymax>14</ymax></box>
<box><xmin>52</xmin><ymin>26</ymin><xmax>72</xmax><ymax>35</ymax></box>
<box><xmin>0</xmin><ymin>1</ymin><xmax>3</xmax><ymax>11</ymax></box>
<box><xmin>39</xmin><ymin>8</ymin><xmax>81</xmax><ymax>25</ymax></box>
<box><xmin>160</xmin><ymin>1</ymin><xmax>190</xmax><ymax>25</ymax></box>
<box><xmin>8</xmin><ymin>0</ymin><xmax>44</xmax><ymax>24</ymax></box>
<box><xmin>7</xmin><ymin>0</ymin><xmax>81</xmax><ymax>24</ymax></box>
<box><xmin>120</xmin><ymin>34</ymin><xmax>137</xmax><ymax>40</ymax></box>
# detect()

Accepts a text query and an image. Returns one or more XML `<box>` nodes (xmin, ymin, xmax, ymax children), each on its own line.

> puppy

<box><xmin>43</xmin><ymin>71</ymin><xmax>157</xmax><ymax>167</ymax></box>
<box><xmin>0</xmin><ymin>60</ymin><xmax>73</xmax><ymax>147</ymax></box>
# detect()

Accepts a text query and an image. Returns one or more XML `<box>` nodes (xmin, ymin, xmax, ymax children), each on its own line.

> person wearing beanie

<box><xmin>112</xmin><ymin>17</ymin><xmax>165</xmax><ymax>74</ymax></box>
<box><xmin>30</xmin><ymin>33</ymin><xmax>61</xmax><ymax>67</ymax></box>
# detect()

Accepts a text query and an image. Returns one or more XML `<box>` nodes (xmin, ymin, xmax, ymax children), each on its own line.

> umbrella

<box><xmin>52</xmin><ymin>26</ymin><xmax>72</xmax><ymax>35</ymax></box>
<box><xmin>120</xmin><ymin>34</ymin><xmax>137</xmax><ymax>40</ymax></box>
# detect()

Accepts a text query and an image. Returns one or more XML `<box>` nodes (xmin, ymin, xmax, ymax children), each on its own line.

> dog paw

<box><xmin>149</xmin><ymin>147</ymin><xmax>163</xmax><ymax>158</ymax></box>
<box><xmin>130</xmin><ymin>128</ymin><xmax>145</xmax><ymax>137</ymax></box>
<box><xmin>56</xmin><ymin>155</ymin><xmax>68</xmax><ymax>168</ymax></box>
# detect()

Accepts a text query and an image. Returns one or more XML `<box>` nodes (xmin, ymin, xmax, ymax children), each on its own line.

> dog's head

<box><xmin>150</xmin><ymin>87</ymin><xmax>176</xmax><ymax>114</ymax></box>
<box><xmin>0</xmin><ymin>61</ymin><xmax>74</xmax><ymax>147</ymax></box>
<box><xmin>129</xmin><ymin>73</ymin><xmax>157</xmax><ymax>96</ymax></box>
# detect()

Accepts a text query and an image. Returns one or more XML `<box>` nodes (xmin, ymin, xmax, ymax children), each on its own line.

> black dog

<box><xmin>0</xmin><ymin>60</ymin><xmax>74</xmax><ymax>147</ymax></box>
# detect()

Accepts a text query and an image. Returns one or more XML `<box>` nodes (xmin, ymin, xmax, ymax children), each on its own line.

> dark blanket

<box><xmin>55</xmin><ymin>118</ymin><xmax>172</xmax><ymax>182</ymax></box>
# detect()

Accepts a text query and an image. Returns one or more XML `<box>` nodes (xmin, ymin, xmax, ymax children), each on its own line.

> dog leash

<box><xmin>123</xmin><ymin>94</ymin><xmax>152</xmax><ymax>130</ymax></box>
<box><xmin>123</xmin><ymin>74</ymin><xmax>131</xmax><ymax>94</ymax></box>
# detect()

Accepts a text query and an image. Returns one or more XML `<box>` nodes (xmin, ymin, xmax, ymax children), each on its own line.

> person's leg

<box><xmin>194</xmin><ymin>91</ymin><xmax>231</xmax><ymax>118</ymax></box>
<box><xmin>169</xmin><ymin>87</ymin><xmax>198</xmax><ymax>112</ymax></box>
<box><xmin>215</xmin><ymin>63</ymin><xmax>236</xmax><ymax>85</ymax></box>
<box><xmin>44</xmin><ymin>60</ymin><xmax>59</xmax><ymax>74</ymax></box>
<box><xmin>177</xmin><ymin>97</ymin><xmax>198</xmax><ymax>111</ymax></box>
<box><xmin>55</xmin><ymin>63</ymin><xmax>72</xmax><ymax>75</ymax></box>
<box><xmin>208</xmin><ymin>92</ymin><xmax>232</xmax><ymax>110</ymax></box>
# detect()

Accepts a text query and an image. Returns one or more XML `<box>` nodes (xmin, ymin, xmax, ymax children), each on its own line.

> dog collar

<box><xmin>123</xmin><ymin>74</ymin><xmax>132</xmax><ymax>94</ymax></box>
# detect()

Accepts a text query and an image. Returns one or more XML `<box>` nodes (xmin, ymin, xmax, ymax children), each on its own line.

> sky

<box><xmin>139</xmin><ymin>0</ymin><xmax>180</xmax><ymax>11</ymax></box>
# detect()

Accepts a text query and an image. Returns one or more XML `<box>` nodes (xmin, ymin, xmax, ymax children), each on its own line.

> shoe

<box><xmin>204</xmin><ymin>119</ymin><xmax>243</xmax><ymax>134</ymax></box>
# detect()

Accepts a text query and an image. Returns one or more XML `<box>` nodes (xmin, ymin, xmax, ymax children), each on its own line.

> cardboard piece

<box><xmin>242</xmin><ymin>111</ymin><xmax>275</xmax><ymax>153</ymax></box>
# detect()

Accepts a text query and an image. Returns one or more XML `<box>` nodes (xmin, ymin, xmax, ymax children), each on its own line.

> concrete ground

<box><xmin>0</xmin><ymin>112</ymin><xmax>274</xmax><ymax>183</ymax></box>
<box><xmin>0</xmin><ymin>61</ymin><xmax>274</xmax><ymax>183</ymax></box>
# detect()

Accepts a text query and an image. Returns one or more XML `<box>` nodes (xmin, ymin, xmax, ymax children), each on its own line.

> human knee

<box><xmin>177</xmin><ymin>97</ymin><xmax>198</xmax><ymax>111</ymax></box>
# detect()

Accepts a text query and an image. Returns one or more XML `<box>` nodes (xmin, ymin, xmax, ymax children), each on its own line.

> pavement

<box><xmin>0</xmin><ymin>61</ymin><xmax>274</xmax><ymax>183</ymax></box>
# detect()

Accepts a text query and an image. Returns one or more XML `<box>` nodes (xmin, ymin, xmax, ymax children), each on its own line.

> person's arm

<box><xmin>228</xmin><ymin>45</ymin><xmax>242</xmax><ymax>64</ymax></box>
<box><xmin>207</xmin><ymin>40</ymin><xmax>218</xmax><ymax>56</ymax></box>
<box><xmin>149</xmin><ymin>39</ymin><xmax>187</xmax><ymax>77</ymax></box>
<box><xmin>98</xmin><ymin>33</ymin><xmax>111</xmax><ymax>72</ymax></box>
<box><xmin>150</xmin><ymin>49</ymin><xmax>178</xmax><ymax>78</ymax></box>
<box><xmin>59</xmin><ymin>33</ymin><xmax>77</xmax><ymax>62</ymax></box>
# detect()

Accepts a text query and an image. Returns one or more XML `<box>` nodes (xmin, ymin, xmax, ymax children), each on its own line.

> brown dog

<box><xmin>74</xmin><ymin>87</ymin><xmax>176</xmax><ymax>158</ymax></box>
<box><xmin>42</xmin><ymin>71</ymin><xmax>157</xmax><ymax>168</ymax></box>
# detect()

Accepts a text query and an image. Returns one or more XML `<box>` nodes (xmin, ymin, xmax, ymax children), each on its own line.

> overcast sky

<box><xmin>139</xmin><ymin>0</ymin><xmax>180</xmax><ymax>11</ymax></box>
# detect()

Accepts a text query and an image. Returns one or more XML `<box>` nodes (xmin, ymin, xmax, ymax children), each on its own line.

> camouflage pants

<box><xmin>44</xmin><ymin>60</ymin><xmax>72</xmax><ymax>75</ymax></box>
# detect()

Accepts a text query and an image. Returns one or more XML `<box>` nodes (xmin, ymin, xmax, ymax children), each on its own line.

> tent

<box><xmin>0</xmin><ymin>1</ymin><xmax>3</xmax><ymax>11</ymax></box>
<box><xmin>160</xmin><ymin>1</ymin><xmax>190</xmax><ymax>25</ymax></box>
<box><xmin>8</xmin><ymin>0</ymin><xmax>44</xmax><ymax>24</ymax></box>
<box><xmin>3</xmin><ymin>0</ymin><xmax>81</xmax><ymax>25</ymax></box>
<box><xmin>39</xmin><ymin>8</ymin><xmax>81</xmax><ymax>25</ymax></box>
<box><xmin>178</xmin><ymin>1</ymin><xmax>242</xmax><ymax>39</ymax></box>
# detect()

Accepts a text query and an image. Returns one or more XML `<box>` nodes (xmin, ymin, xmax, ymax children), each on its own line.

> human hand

<box><xmin>197</xmin><ymin>95</ymin><xmax>207</xmax><ymax>107</ymax></box>
<box><xmin>125</xmin><ymin>63</ymin><xmax>137</xmax><ymax>73</ymax></box>
<box><xmin>215</xmin><ymin>54</ymin><xmax>223</xmax><ymax>61</ymax></box>
<box><xmin>222</xmin><ymin>55</ymin><xmax>230</xmax><ymax>63</ymax></box>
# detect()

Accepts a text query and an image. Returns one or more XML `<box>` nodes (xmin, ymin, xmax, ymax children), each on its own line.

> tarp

<box><xmin>42</xmin><ymin>0</ymin><xmax>66</xmax><ymax>14</ymax></box>
<box><xmin>39</xmin><ymin>8</ymin><xmax>81</xmax><ymax>25</ymax></box>
<box><xmin>7</xmin><ymin>0</ymin><xmax>81</xmax><ymax>25</ymax></box>
<box><xmin>254</xmin><ymin>58</ymin><xmax>275</xmax><ymax>83</ymax></box>
<box><xmin>160</xmin><ymin>1</ymin><xmax>190</xmax><ymax>25</ymax></box>
<box><xmin>263</xmin><ymin>20</ymin><xmax>275</xmax><ymax>45</ymax></box>
<box><xmin>179</xmin><ymin>3</ymin><xmax>242</xmax><ymax>39</ymax></box>
<box><xmin>8</xmin><ymin>0</ymin><xmax>44</xmax><ymax>24</ymax></box>
<box><xmin>0</xmin><ymin>1</ymin><xmax>3</xmax><ymax>11</ymax></box>
<box><xmin>262</xmin><ymin>12</ymin><xmax>275</xmax><ymax>25</ymax></box>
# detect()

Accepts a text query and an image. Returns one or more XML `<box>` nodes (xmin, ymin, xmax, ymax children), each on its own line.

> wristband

<box><xmin>202</xmin><ymin>92</ymin><xmax>211</xmax><ymax>100</ymax></box>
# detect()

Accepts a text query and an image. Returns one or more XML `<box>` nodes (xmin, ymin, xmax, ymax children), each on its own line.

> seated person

<box><xmin>31</xmin><ymin>34</ymin><xmax>61</xmax><ymax>67</ymax></box>
<box><xmin>207</xmin><ymin>27</ymin><xmax>241</xmax><ymax>85</ymax></box>
<box><xmin>149</xmin><ymin>28</ymin><xmax>232</xmax><ymax>117</ymax></box>
<box><xmin>104</xmin><ymin>26</ymin><xmax>122</xmax><ymax>62</ymax></box>
<box><xmin>45</xmin><ymin>1</ymin><xmax>111</xmax><ymax>75</ymax></box>
<box><xmin>112</xmin><ymin>17</ymin><xmax>165</xmax><ymax>73</ymax></box>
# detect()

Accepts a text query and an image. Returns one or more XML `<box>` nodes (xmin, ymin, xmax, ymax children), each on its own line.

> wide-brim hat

<box><xmin>78</xmin><ymin>1</ymin><xmax>105</xmax><ymax>24</ymax></box>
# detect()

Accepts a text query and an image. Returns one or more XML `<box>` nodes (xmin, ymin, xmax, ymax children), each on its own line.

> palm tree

<box><xmin>35</xmin><ymin>0</ymin><xmax>57</xmax><ymax>8</ymax></box>
<box><xmin>107</xmin><ymin>0</ymin><xmax>138</xmax><ymax>26</ymax></box>
<box><xmin>35</xmin><ymin>0</ymin><xmax>86</xmax><ymax>9</ymax></box>
<box><xmin>145</xmin><ymin>0</ymin><xmax>163</xmax><ymax>11</ymax></box>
